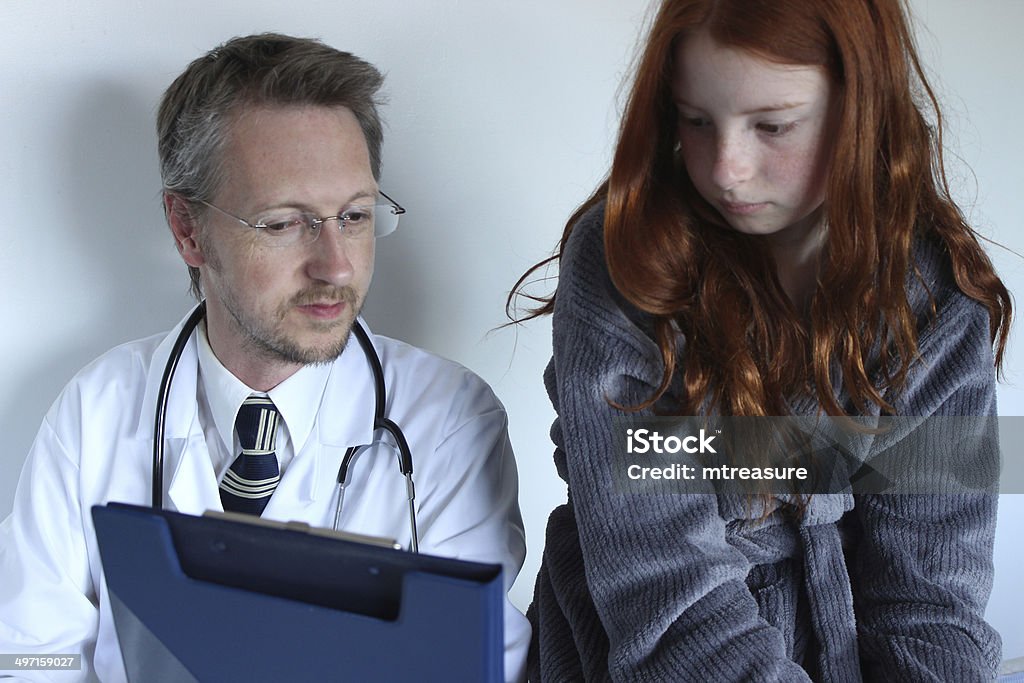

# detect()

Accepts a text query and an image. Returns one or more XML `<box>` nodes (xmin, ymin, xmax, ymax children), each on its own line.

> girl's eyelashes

<box><xmin>676</xmin><ymin>111</ymin><xmax>798</xmax><ymax>138</ymax></box>
<box><xmin>679</xmin><ymin>114</ymin><xmax>710</xmax><ymax>128</ymax></box>
<box><xmin>756</xmin><ymin>121</ymin><xmax>797</xmax><ymax>136</ymax></box>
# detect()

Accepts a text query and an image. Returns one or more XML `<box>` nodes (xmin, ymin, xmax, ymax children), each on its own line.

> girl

<box><xmin>514</xmin><ymin>0</ymin><xmax>1011</xmax><ymax>680</ymax></box>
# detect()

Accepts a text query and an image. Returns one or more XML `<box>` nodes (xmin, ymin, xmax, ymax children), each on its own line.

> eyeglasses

<box><xmin>197</xmin><ymin>191</ymin><xmax>405</xmax><ymax>248</ymax></box>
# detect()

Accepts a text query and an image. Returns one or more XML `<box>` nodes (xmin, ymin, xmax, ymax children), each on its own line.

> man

<box><xmin>0</xmin><ymin>34</ymin><xmax>529</xmax><ymax>681</ymax></box>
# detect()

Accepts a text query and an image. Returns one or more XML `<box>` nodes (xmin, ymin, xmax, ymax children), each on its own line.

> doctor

<box><xmin>0</xmin><ymin>34</ymin><xmax>529</xmax><ymax>682</ymax></box>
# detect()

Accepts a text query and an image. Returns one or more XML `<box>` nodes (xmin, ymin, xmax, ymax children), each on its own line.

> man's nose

<box><xmin>306</xmin><ymin>217</ymin><xmax>355</xmax><ymax>285</ymax></box>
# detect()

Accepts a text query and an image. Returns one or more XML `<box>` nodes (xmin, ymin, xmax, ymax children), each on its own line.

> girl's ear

<box><xmin>164</xmin><ymin>193</ymin><xmax>206</xmax><ymax>268</ymax></box>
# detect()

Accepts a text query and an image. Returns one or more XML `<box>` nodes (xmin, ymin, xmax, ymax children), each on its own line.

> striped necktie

<box><xmin>219</xmin><ymin>395</ymin><xmax>280</xmax><ymax>516</ymax></box>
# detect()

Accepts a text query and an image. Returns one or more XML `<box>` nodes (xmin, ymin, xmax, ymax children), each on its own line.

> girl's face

<box><xmin>672</xmin><ymin>30</ymin><xmax>835</xmax><ymax>243</ymax></box>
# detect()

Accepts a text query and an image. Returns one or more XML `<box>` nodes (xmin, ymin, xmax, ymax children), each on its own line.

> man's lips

<box><xmin>296</xmin><ymin>301</ymin><xmax>347</xmax><ymax>319</ymax></box>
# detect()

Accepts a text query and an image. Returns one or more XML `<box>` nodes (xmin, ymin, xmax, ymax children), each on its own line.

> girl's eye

<box><xmin>756</xmin><ymin>122</ymin><xmax>795</xmax><ymax>136</ymax></box>
<box><xmin>680</xmin><ymin>115</ymin><xmax>709</xmax><ymax>128</ymax></box>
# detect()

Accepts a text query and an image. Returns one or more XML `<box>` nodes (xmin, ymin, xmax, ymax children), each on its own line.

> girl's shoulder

<box><xmin>559</xmin><ymin>200</ymin><xmax>660</xmax><ymax>331</ymax></box>
<box><xmin>557</xmin><ymin>199</ymin><xmax>619</xmax><ymax>317</ymax></box>
<box><xmin>908</xmin><ymin>236</ymin><xmax>992</xmax><ymax>351</ymax></box>
<box><xmin>559</xmin><ymin>200</ymin><xmax>609</xmax><ymax>288</ymax></box>
<box><xmin>554</xmin><ymin>201</ymin><xmax>664</xmax><ymax>377</ymax></box>
<box><xmin>894</xmin><ymin>236</ymin><xmax>997</xmax><ymax>415</ymax></box>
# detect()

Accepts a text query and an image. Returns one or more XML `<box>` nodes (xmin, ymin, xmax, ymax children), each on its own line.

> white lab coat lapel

<box><xmin>262</xmin><ymin>319</ymin><xmax>377</xmax><ymax>521</ymax></box>
<box><xmin>134</xmin><ymin>305</ymin><xmax>222</xmax><ymax>515</ymax></box>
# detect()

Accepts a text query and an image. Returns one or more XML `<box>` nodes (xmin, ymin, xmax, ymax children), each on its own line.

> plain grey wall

<box><xmin>1</xmin><ymin>0</ymin><xmax>1020</xmax><ymax>660</ymax></box>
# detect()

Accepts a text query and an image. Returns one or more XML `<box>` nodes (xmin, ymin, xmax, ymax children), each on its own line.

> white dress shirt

<box><xmin>195</xmin><ymin>323</ymin><xmax>333</xmax><ymax>479</ymax></box>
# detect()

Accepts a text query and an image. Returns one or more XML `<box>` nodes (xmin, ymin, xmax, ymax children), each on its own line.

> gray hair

<box><xmin>157</xmin><ymin>33</ymin><xmax>386</xmax><ymax>298</ymax></box>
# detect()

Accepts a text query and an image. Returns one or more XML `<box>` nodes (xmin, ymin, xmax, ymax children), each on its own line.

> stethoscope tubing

<box><xmin>152</xmin><ymin>301</ymin><xmax>208</xmax><ymax>510</ymax></box>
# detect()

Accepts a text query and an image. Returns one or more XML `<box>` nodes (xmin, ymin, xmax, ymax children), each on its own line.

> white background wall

<box><xmin>1</xmin><ymin>0</ymin><xmax>1021</xmax><ymax>661</ymax></box>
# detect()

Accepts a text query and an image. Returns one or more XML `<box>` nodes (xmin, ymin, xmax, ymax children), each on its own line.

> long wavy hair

<box><xmin>510</xmin><ymin>0</ymin><xmax>1011</xmax><ymax>419</ymax></box>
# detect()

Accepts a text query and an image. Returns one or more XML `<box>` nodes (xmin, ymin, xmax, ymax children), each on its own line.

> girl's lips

<box><xmin>720</xmin><ymin>200</ymin><xmax>769</xmax><ymax>215</ymax></box>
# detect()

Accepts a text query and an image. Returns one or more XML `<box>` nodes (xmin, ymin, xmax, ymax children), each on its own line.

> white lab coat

<box><xmin>0</xmin><ymin>308</ymin><xmax>530</xmax><ymax>682</ymax></box>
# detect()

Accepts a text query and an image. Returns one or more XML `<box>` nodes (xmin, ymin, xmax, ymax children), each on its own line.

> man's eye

<box><xmin>342</xmin><ymin>208</ymin><xmax>373</xmax><ymax>224</ymax></box>
<box><xmin>260</xmin><ymin>216</ymin><xmax>307</xmax><ymax>232</ymax></box>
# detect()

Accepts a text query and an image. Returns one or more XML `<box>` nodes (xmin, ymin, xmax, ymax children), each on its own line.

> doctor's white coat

<box><xmin>0</xmin><ymin>309</ymin><xmax>530</xmax><ymax>682</ymax></box>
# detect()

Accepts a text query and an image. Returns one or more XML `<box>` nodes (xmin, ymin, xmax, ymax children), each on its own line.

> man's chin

<box><xmin>257</xmin><ymin>325</ymin><xmax>354</xmax><ymax>367</ymax></box>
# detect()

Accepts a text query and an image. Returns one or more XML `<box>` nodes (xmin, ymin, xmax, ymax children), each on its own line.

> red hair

<box><xmin>511</xmin><ymin>0</ymin><xmax>1011</xmax><ymax>419</ymax></box>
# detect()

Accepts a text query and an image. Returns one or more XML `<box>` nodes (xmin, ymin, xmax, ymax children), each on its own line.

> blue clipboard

<box><xmin>92</xmin><ymin>503</ymin><xmax>504</xmax><ymax>682</ymax></box>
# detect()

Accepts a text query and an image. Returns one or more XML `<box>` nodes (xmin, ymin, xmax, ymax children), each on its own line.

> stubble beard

<box><xmin>219</xmin><ymin>284</ymin><xmax>362</xmax><ymax>368</ymax></box>
<box><xmin>199</xmin><ymin>230</ymin><xmax>365</xmax><ymax>368</ymax></box>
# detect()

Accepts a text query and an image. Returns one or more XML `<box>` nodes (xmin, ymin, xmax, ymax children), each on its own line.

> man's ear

<box><xmin>164</xmin><ymin>193</ymin><xmax>206</xmax><ymax>268</ymax></box>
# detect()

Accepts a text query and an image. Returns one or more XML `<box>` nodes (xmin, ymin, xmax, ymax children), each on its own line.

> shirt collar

<box><xmin>195</xmin><ymin>324</ymin><xmax>333</xmax><ymax>456</ymax></box>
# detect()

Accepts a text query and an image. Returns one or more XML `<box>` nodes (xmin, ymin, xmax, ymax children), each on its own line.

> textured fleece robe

<box><xmin>527</xmin><ymin>203</ymin><xmax>1002</xmax><ymax>682</ymax></box>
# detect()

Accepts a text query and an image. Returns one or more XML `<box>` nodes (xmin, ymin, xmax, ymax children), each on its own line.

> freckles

<box><xmin>678</xmin><ymin>137</ymin><xmax>711</xmax><ymax>180</ymax></box>
<box><xmin>767</xmin><ymin>143</ymin><xmax>822</xmax><ymax>191</ymax></box>
<box><xmin>773</xmin><ymin>153</ymin><xmax>805</xmax><ymax>183</ymax></box>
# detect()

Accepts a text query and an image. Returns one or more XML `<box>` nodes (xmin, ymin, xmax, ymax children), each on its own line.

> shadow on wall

<box><xmin>0</xmin><ymin>78</ymin><xmax>191</xmax><ymax>511</ymax></box>
<box><xmin>61</xmin><ymin>79</ymin><xmax>188</xmax><ymax>323</ymax></box>
<box><xmin>360</xmin><ymin>200</ymin><xmax>430</xmax><ymax>348</ymax></box>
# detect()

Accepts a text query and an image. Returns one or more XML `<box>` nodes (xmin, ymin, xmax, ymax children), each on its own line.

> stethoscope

<box><xmin>150</xmin><ymin>301</ymin><xmax>420</xmax><ymax>553</ymax></box>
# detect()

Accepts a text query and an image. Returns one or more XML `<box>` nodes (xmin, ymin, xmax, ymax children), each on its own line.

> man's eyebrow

<box><xmin>347</xmin><ymin>188</ymin><xmax>379</xmax><ymax>204</ymax></box>
<box><xmin>254</xmin><ymin>188</ymin><xmax>380</xmax><ymax>214</ymax></box>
